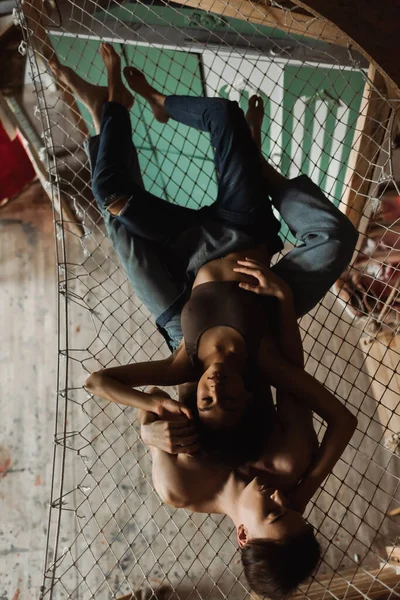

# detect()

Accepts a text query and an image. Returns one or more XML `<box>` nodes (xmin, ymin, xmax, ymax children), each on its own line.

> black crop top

<box><xmin>181</xmin><ymin>281</ymin><xmax>277</xmax><ymax>366</ymax></box>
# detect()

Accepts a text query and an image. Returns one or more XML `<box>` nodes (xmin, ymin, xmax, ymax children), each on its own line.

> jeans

<box><xmin>87</xmin><ymin>98</ymin><xmax>358</xmax><ymax>350</ymax></box>
<box><xmin>271</xmin><ymin>175</ymin><xmax>358</xmax><ymax>317</ymax></box>
<box><xmin>91</xmin><ymin>99</ymin><xmax>281</xmax><ymax>246</ymax></box>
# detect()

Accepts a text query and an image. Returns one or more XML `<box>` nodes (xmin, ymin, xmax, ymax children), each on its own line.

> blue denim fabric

<box><xmin>91</xmin><ymin>102</ymin><xmax>198</xmax><ymax>244</ymax></box>
<box><xmin>271</xmin><ymin>175</ymin><xmax>358</xmax><ymax>317</ymax></box>
<box><xmin>87</xmin><ymin>100</ymin><xmax>358</xmax><ymax>352</ymax></box>
<box><xmin>163</xmin><ymin>96</ymin><xmax>282</xmax><ymax>239</ymax></box>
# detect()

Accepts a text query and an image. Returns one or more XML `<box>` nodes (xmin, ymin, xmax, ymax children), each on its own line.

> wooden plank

<box><xmin>331</xmin><ymin>65</ymin><xmax>391</xmax><ymax>312</ymax></box>
<box><xmin>292</xmin><ymin>564</ymin><xmax>400</xmax><ymax>599</ymax></box>
<box><xmin>337</xmin><ymin>64</ymin><xmax>391</xmax><ymax>231</ymax></box>
<box><xmin>185</xmin><ymin>0</ymin><xmax>400</xmax><ymax>95</ymax></box>
<box><xmin>168</xmin><ymin>0</ymin><xmax>345</xmax><ymax>46</ymax></box>
<box><xmin>0</xmin><ymin>181</ymin><xmax>59</xmax><ymax>598</ymax></box>
<box><xmin>21</xmin><ymin>0</ymin><xmax>89</xmax><ymax>138</ymax></box>
<box><xmin>0</xmin><ymin>15</ymin><xmax>14</xmax><ymax>40</ymax></box>
<box><xmin>0</xmin><ymin>95</ymin><xmax>17</xmax><ymax>140</ymax></box>
<box><xmin>290</xmin><ymin>0</ymin><xmax>400</xmax><ymax>97</ymax></box>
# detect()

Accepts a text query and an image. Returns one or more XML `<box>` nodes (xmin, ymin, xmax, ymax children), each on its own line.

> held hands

<box><xmin>233</xmin><ymin>258</ymin><xmax>290</xmax><ymax>299</ymax></box>
<box><xmin>144</xmin><ymin>387</ymin><xmax>200</xmax><ymax>455</ymax></box>
<box><xmin>150</xmin><ymin>388</ymin><xmax>192</xmax><ymax>421</ymax></box>
<box><xmin>141</xmin><ymin>419</ymin><xmax>200</xmax><ymax>455</ymax></box>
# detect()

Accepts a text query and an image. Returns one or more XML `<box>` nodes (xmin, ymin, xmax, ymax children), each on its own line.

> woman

<box><xmin>51</xmin><ymin>43</ymin><xmax>357</xmax><ymax>442</ymax></box>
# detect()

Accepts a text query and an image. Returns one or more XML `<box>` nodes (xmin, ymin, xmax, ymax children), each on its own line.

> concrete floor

<box><xmin>2</xmin><ymin>178</ymin><xmax>400</xmax><ymax>600</ymax></box>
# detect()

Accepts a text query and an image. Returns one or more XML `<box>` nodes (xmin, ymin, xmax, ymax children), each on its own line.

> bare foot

<box><xmin>99</xmin><ymin>43</ymin><xmax>134</xmax><ymax>110</ymax></box>
<box><xmin>246</xmin><ymin>94</ymin><xmax>264</xmax><ymax>150</ymax></box>
<box><xmin>123</xmin><ymin>66</ymin><xmax>169</xmax><ymax>123</ymax></box>
<box><xmin>49</xmin><ymin>57</ymin><xmax>108</xmax><ymax>133</ymax></box>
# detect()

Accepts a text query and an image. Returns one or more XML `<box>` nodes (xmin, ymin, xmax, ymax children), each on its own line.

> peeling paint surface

<box><xmin>0</xmin><ymin>183</ymin><xmax>57</xmax><ymax>598</ymax></box>
<box><xmin>0</xmin><ymin>446</ymin><xmax>11</xmax><ymax>477</ymax></box>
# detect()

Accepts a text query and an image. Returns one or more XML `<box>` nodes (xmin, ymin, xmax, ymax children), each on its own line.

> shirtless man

<box><xmin>93</xmin><ymin>324</ymin><xmax>356</xmax><ymax>600</ymax></box>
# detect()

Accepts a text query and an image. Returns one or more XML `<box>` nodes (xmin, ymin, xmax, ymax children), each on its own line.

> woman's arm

<box><xmin>233</xmin><ymin>259</ymin><xmax>304</xmax><ymax>368</ymax></box>
<box><xmin>85</xmin><ymin>342</ymin><xmax>196</xmax><ymax>418</ymax></box>
<box><xmin>86</xmin><ymin>340</ymin><xmax>195</xmax><ymax>388</ymax></box>
<box><xmin>85</xmin><ymin>375</ymin><xmax>192</xmax><ymax>420</ymax></box>
<box><xmin>274</xmin><ymin>286</ymin><xmax>304</xmax><ymax>369</ymax></box>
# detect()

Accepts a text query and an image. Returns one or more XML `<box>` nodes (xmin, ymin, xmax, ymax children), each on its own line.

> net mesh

<box><xmin>14</xmin><ymin>1</ymin><xmax>400</xmax><ymax>598</ymax></box>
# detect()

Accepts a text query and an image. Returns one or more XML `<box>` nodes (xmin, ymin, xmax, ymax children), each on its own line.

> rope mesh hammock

<box><xmin>14</xmin><ymin>0</ymin><xmax>400</xmax><ymax>598</ymax></box>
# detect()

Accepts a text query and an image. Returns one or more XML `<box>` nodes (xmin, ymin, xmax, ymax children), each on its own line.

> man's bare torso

<box><xmin>150</xmin><ymin>394</ymin><xmax>318</xmax><ymax>513</ymax></box>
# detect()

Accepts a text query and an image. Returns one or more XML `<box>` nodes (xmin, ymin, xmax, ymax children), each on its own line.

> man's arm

<box><xmin>274</xmin><ymin>284</ymin><xmax>304</xmax><ymax>369</ymax></box>
<box><xmin>141</xmin><ymin>409</ymin><xmax>193</xmax><ymax>508</ymax></box>
<box><xmin>247</xmin><ymin>95</ymin><xmax>289</xmax><ymax>201</ymax></box>
<box><xmin>246</xmin><ymin>98</ymin><xmax>302</xmax><ymax>366</ymax></box>
<box><xmin>139</xmin><ymin>404</ymin><xmax>200</xmax><ymax>455</ymax></box>
<box><xmin>150</xmin><ymin>448</ymin><xmax>205</xmax><ymax>508</ymax></box>
<box><xmin>140</xmin><ymin>411</ymin><xmax>211</xmax><ymax>509</ymax></box>
<box><xmin>260</xmin><ymin>346</ymin><xmax>357</xmax><ymax>511</ymax></box>
<box><xmin>248</xmin><ymin>98</ymin><xmax>355</xmax><ymax>503</ymax></box>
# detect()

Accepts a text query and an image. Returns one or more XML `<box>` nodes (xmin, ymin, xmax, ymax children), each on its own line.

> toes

<box><xmin>123</xmin><ymin>66</ymin><xmax>140</xmax><ymax>80</ymax></box>
<box><xmin>99</xmin><ymin>42</ymin><xmax>117</xmax><ymax>60</ymax></box>
<box><xmin>100</xmin><ymin>42</ymin><xmax>111</xmax><ymax>53</ymax></box>
<box><xmin>48</xmin><ymin>57</ymin><xmax>59</xmax><ymax>68</ymax></box>
<box><xmin>48</xmin><ymin>57</ymin><xmax>62</xmax><ymax>76</ymax></box>
<box><xmin>106</xmin><ymin>43</ymin><xmax>119</xmax><ymax>58</ymax></box>
<box><xmin>48</xmin><ymin>61</ymin><xmax>58</xmax><ymax>75</ymax></box>
<box><xmin>247</xmin><ymin>94</ymin><xmax>264</xmax><ymax>114</ymax></box>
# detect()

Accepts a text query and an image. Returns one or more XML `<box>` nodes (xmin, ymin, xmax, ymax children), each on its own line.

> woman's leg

<box><xmin>96</xmin><ymin>44</ymin><xmax>198</xmax><ymax>241</ymax></box>
<box><xmin>105</xmin><ymin>214</ymin><xmax>184</xmax><ymax>331</ymax></box>
<box><xmin>270</xmin><ymin>178</ymin><xmax>358</xmax><ymax>317</ymax></box>
<box><xmin>247</xmin><ymin>96</ymin><xmax>358</xmax><ymax>317</ymax></box>
<box><xmin>51</xmin><ymin>44</ymin><xmax>196</xmax><ymax>244</ymax></box>
<box><xmin>124</xmin><ymin>68</ymin><xmax>281</xmax><ymax>249</ymax></box>
<box><xmin>50</xmin><ymin>47</ymin><xmax>186</xmax><ymax>350</ymax></box>
<box><xmin>86</xmin><ymin>135</ymin><xmax>183</xmax><ymax>326</ymax></box>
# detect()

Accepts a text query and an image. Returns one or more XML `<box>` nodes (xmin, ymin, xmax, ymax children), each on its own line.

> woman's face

<box><xmin>236</xmin><ymin>478</ymin><xmax>307</xmax><ymax>546</ymax></box>
<box><xmin>196</xmin><ymin>363</ymin><xmax>252</xmax><ymax>429</ymax></box>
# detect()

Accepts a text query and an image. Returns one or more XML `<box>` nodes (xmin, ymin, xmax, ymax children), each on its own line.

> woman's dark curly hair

<box><xmin>241</xmin><ymin>526</ymin><xmax>321</xmax><ymax>599</ymax></box>
<box><xmin>178</xmin><ymin>379</ymin><xmax>275</xmax><ymax>467</ymax></box>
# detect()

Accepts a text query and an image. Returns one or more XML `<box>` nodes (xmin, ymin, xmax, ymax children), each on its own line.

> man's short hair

<box><xmin>241</xmin><ymin>526</ymin><xmax>321</xmax><ymax>598</ymax></box>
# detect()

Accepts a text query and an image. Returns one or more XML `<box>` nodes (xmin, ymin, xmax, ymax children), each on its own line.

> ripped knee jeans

<box><xmin>88</xmin><ymin>102</ymin><xmax>197</xmax><ymax>244</ymax></box>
